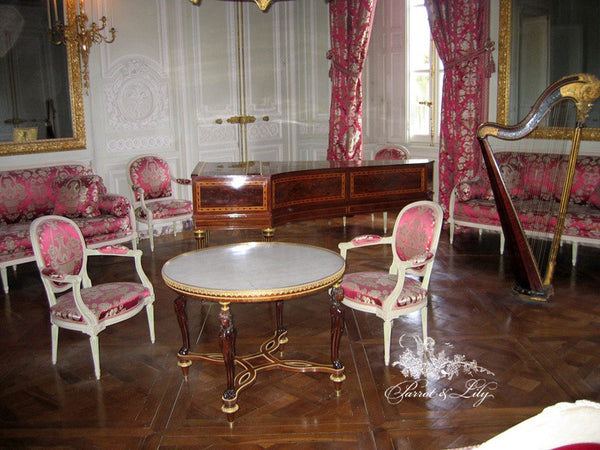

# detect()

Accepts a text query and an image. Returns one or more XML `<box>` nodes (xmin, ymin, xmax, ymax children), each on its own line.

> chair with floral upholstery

<box><xmin>338</xmin><ymin>200</ymin><xmax>443</xmax><ymax>365</ymax></box>
<box><xmin>127</xmin><ymin>155</ymin><xmax>193</xmax><ymax>252</ymax></box>
<box><xmin>30</xmin><ymin>215</ymin><xmax>155</xmax><ymax>379</ymax></box>
<box><xmin>373</xmin><ymin>145</ymin><xmax>410</xmax><ymax>233</ymax></box>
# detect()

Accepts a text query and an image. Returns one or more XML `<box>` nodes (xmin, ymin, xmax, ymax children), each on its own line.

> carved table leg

<box><xmin>218</xmin><ymin>302</ymin><xmax>238</xmax><ymax>423</ymax></box>
<box><xmin>275</xmin><ymin>300</ymin><xmax>288</xmax><ymax>354</ymax></box>
<box><xmin>174</xmin><ymin>295</ymin><xmax>192</xmax><ymax>380</ymax></box>
<box><xmin>262</xmin><ymin>228</ymin><xmax>275</xmax><ymax>242</ymax></box>
<box><xmin>329</xmin><ymin>282</ymin><xmax>346</xmax><ymax>394</ymax></box>
<box><xmin>194</xmin><ymin>229</ymin><xmax>208</xmax><ymax>249</ymax></box>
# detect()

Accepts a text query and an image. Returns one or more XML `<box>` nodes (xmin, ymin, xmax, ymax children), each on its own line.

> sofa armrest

<box><xmin>98</xmin><ymin>193</ymin><xmax>132</xmax><ymax>218</ymax></box>
<box><xmin>454</xmin><ymin>177</ymin><xmax>492</xmax><ymax>202</ymax></box>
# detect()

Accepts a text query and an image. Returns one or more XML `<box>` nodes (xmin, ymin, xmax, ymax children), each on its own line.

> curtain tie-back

<box><xmin>326</xmin><ymin>49</ymin><xmax>361</xmax><ymax>79</ymax></box>
<box><xmin>444</xmin><ymin>40</ymin><xmax>495</xmax><ymax>77</ymax></box>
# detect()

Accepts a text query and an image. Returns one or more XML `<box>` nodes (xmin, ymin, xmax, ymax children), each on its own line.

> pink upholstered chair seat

<box><xmin>135</xmin><ymin>199</ymin><xmax>192</xmax><ymax>220</ymax></box>
<box><xmin>342</xmin><ymin>272</ymin><xmax>427</xmax><ymax>308</ymax></box>
<box><xmin>51</xmin><ymin>282</ymin><xmax>151</xmax><ymax>323</ymax></box>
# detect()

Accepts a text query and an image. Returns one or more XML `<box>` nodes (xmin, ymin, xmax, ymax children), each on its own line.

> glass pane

<box><xmin>409</xmin><ymin>4</ymin><xmax>431</xmax><ymax>72</ymax></box>
<box><xmin>409</xmin><ymin>71</ymin><xmax>431</xmax><ymax>137</ymax></box>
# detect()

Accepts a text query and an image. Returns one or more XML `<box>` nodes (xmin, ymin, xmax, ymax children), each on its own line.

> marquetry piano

<box><xmin>191</xmin><ymin>159</ymin><xmax>434</xmax><ymax>246</ymax></box>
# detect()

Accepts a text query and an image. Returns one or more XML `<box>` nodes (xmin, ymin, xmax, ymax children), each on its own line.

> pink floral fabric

<box><xmin>374</xmin><ymin>147</ymin><xmax>410</xmax><ymax>161</ymax></box>
<box><xmin>342</xmin><ymin>272</ymin><xmax>426</xmax><ymax>308</ymax></box>
<box><xmin>341</xmin><ymin>202</ymin><xmax>441</xmax><ymax>309</ymax></box>
<box><xmin>451</xmin><ymin>152</ymin><xmax>600</xmax><ymax>240</ymax></box>
<box><xmin>0</xmin><ymin>165</ymin><xmax>95</xmax><ymax>224</ymax></box>
<box><xmin>394</xmin><ymin>205</ymin><xmax>438</xmax><ymax>261</ymax></box>
<box><xmin>0</xmin><ymin>216</ymin><xmax>132</xmax><ymax>264</ymax></box>
<box><xmin>134</xmin><ymin>199</ymin><xmax>192</xmax><ymax>220</ymax></box>
<box><xmin>455</xmin><ymin>177</ymin><xmax>493</xmax><ymax>202</ymax></box>
<box><xmin>0</xmin><ymin>223</ymin><xmax>37</xmax><ymax>263</ymax></box>
<box><xmin>34</xmin><ymin>217</ymin><xmax>150</xmax><ymax>324</ymax></box>
<box><xmin>589</xmin><ymin>183</ymin><xmax>600</xmax><ymax>209</ymax></box>
<box><xmin>463</xmin><ymin>152</ymin><xmax>600</xmax><ymax>204</ymax></box>
<box><xmin>425</xmin><ymin>0</ymin><xmax>494</xmax><ymax>216</ymax></box>
<box><xmin>98</xmin><ymin>194</ymin><xmax>131</xmax><ymax>218</ymax></box>
<box><xmin>128</xmin><ymin>156</ymin><xmax>172</xmax><ymax>201</ymax></box>
<box><xmin>97</xmin><ymin>245</ymin><xmax>129</xmax><ymax>255</ymax></box>
<box><xmin>453</xmin><ymin>200</ymin><xmax>600</xmax><ymax>239</ymax></box>
<box><xmin>36</xmin><ymin>219</ymin><xmax>85</xmax><ymax>277</ymax></box>
<box><xmin>73</xmin><ymin>216</ymin><xmax>133</xmax><ymax>243</ymax></box>
<box><xmin>327</xmin><ymin>0</ymin><xmax>378</xmax><ymax>162</ymax></box>
<box><xmin>0</xmin><ymin>164</ymin><xmax>135</xmax><ymax>294</ymax></box>
<box><xmin>53</xmin><ymin>175</ymin><xmax>103</xmax><ymax>219</ymax></box>
<box><xmin>351</xmin><ymin>234</ymin><xmax>383</xmax><ymax>245</ymax></box>
<box><xmin>51</xmin><ymin>282</ymin><xmax>150</xmax><ymax>323</ymax></box>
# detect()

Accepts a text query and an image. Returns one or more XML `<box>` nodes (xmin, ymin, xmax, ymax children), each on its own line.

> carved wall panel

<box><xmin>104</xmin><ymin>58</ymin><xmax>169</xmax><ymax>131</ymax></box>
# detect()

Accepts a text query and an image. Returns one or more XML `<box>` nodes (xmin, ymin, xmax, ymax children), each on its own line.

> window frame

<box><xmin>406</xmin><ymin>0</ymin><xmax>443</xmax><ymax>145</ymax></box>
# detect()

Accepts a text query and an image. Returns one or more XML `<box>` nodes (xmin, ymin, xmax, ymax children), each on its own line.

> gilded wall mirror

<box><xmin>497</xmin><ymin>0</ymin><xmax>600</xmax><ymax>140</ymax></box>
<box><xmin>0</xmin><ymin>0</ymin><xmax>85</xmax><ymax>156</ymax></box>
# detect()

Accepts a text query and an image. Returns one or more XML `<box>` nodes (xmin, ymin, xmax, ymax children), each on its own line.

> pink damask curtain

<box><xmin>425</xmin><ymin>0</ymin><xmax>494</xmax><ymax>215</ymax></box>
<box><xmin>327</xmin><ymin>0</ymin><xmax>378</xmax><ymax>162</ymax></box>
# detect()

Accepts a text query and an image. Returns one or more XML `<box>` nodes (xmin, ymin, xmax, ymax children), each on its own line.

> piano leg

<box><xmin>194</xmin><ymin>229</ymin><xmax>208</xmax><ymax>248</ymax></box>
<box><xmin>262</xmin><ymin>228</ymin><xmax>275</xmax><ymax>242</ymax></box>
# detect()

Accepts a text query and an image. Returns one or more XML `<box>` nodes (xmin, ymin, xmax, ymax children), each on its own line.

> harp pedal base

<box><xmin>513</xmin><ymin>284</ymin><xmax>554</xmax><ymax>302</ymax></box>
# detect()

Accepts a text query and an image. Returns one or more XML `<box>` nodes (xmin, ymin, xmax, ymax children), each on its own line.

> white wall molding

<box><xmin>106</xmin><ymin>135</ymin><xmax>172</xmax><ymax>153</ymax></box>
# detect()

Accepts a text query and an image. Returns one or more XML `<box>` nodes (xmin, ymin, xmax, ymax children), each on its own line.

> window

<box><xmin>407</xmin><ymin>0</ymin><xmax>443</xmax><ymax>144</ymax></box>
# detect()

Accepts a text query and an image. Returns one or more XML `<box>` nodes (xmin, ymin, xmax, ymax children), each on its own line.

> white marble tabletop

<box><xmin>162</xmin><ymin>242</ymin><xmax>345</xmax><ymax>302</ymax></box>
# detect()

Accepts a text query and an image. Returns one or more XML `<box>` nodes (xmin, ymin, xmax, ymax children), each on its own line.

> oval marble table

<box><xmin>162</xmin><ymin>241</ymin><xmax>346</xmax><ymax>424</ymax></box>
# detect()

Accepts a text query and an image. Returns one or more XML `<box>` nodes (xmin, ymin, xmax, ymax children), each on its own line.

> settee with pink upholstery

<box><xmin>448</xmin><ymin>151</ymin><xmax>600</xmax><ymax>265</ymax></box>
<box><xmin>0</xmin><ymin>161</ymin><xmax>137</xmax><ymax>294</ymax></box>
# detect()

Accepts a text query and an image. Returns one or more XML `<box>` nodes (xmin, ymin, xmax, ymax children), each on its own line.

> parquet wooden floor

<box><xmin>1</xmin><ymin>216</ymin><xmax>598</xmax><ymax>449</ymax></box>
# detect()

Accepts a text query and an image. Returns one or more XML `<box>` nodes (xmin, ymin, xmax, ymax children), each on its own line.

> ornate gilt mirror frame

<box><xmin>0</xmin><ymin>0</ymin><xmax>85</xmax><ymax>157</ymax></box>
<box><xmin>497</xmin><ymin>0</ymin><xmax>600</xmax><ymax>141</ymax></box>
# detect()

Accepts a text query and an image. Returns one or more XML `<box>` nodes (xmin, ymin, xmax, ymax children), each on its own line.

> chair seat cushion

<box><xmin>135</xmin><ymin>199</ymin><xmax>192</xmax><ymax>220</ymax></box>
<box><xmin>341</xmin><ymin>272</ymin><xmax>426</xmax><ymax>308</ymax></box>
<box><xmin>50</xmin><ymin>282</ymin><xmax>151</xmax><ymax>322</ymax></box>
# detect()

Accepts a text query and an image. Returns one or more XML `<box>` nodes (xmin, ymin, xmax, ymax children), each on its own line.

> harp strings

<box><xmin>521</xmin><ymin>99</ymin><xmax>577</xmax><ymax>280</ymax></box>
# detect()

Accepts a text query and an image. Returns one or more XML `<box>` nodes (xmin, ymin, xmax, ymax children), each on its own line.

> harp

<box><xmin>478</xmin><ymin>73</ymin><xmax>600</xmax><ymax>301</ymax></box>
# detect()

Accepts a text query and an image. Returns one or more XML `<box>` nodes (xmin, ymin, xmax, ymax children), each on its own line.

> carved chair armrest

<box><xmin>131</xmin><ymin>185</ymin><xmax>145</xmax><ymax>198</ymax></box>
<box><xmin>338</xmin><ymin>234</ymin><xmax>393</xmax><ymax>259</ymax></box>
<box><xmin>88</xmin><ymin>245</ymin><xmax>142</xmax><ymax>258</ymax></box>
<box><xmin>389</xmin><ymin>251</ymin><xmax>435</xmax><ymax>275</ymax></box>
<box><xmin>40</xmin><ymin>268</ymin><xmax>80</xmax><ymax>284</ymax></box>
<box><xmin>86</xmin><ymin>246</ymin><xmax>151</xmax><ymax>291</ymax></box>
<box><xmin>131</xmin><ymin>185</ymin><xmax>153</xmax><ymax>211</ymax></box>
<box><xmin>173</xmin><ymin>177</ymin><xmax>192</xmax><ymax>185</ymax></box>
<box><xmin>405</xmin><ymin>251</ymin><xmax>434</xmax><ymax>268</ymax></box>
